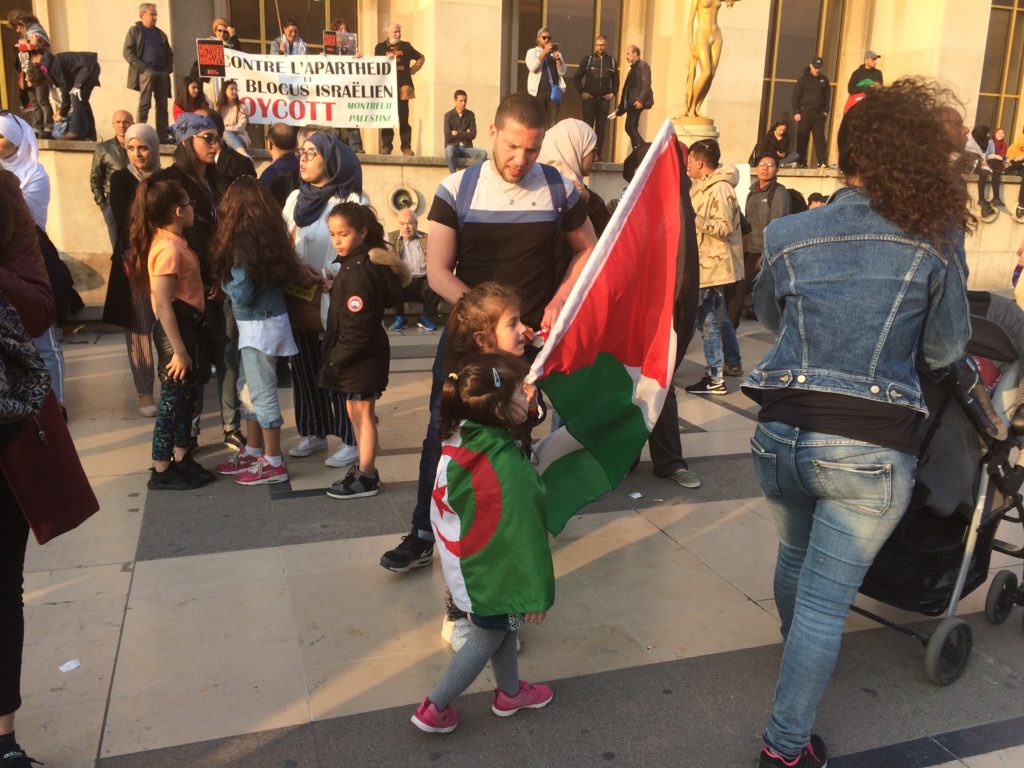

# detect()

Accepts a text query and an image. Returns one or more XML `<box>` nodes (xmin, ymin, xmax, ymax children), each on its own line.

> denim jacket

<box><xmin>222</xmin><ymin>264</ymin><xmax>288</xmax><ymax>321</ymax></box>
<box><xmin>745</xmin><ymin>186</ymin><xmax>971</xmax><ymax>414</ymax></box>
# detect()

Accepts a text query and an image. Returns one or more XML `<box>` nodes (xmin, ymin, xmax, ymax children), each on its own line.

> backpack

<box><xmin>766</xmin><ymin>183</ymin><xmax>808</xmax><ymax>215</ymax></box>
<box><xmin>454</xmin><ymin>160</ymin><xmax>568</xmax><ymax>230</ymax></box>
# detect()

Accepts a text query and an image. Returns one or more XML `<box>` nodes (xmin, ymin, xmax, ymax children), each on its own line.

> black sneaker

<box><xmin>326</xmin><ymin>466</ymin><xmax>380</xmax><ymax>499</ymax></box>
<box><xmin>759</xmin><ymin>735</ymin><xmax>828</xmax><ymax>768</ymax></box>
<box><xmin>223</xmin><ymin>429</ymin><xmax>246</xmax><ymax>451</ymax></box>
<box><xmin>685</xmin><ymin>376</ymin><xmax>727</xmax><ymax>395</ymax></box>
<box><xmin>0</xmin><ymin>741</ymin><xmax>41</xmax><ymax>767</ymax></box>
<box><xmin>176</xmin><ymin>454</ymin><xmax>216</xmax><ymax>485</ymax></box>
<box><xmin>147</xmin><ymin>462</ymin><xmax>206</xmax><ymax>491</ymax></box>
<box><xmin>723</xmin><ymin>363</ymin><xmax>744</xmax><ymax>377</ymax></box>
<box><xmin>380</xmin><ymin>528</ymin><xmax>434</xmax><ymax>572</ymax></box>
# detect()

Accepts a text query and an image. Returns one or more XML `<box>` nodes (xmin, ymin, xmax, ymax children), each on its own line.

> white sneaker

<box><xmin>289</xmin><ymin>435</ymin><xmax>328</xmax><ymax>458</ymax></box>
<box><xmin>325</xmin><ymin>443</ymin><xmax>360</xmax><ymax>468</ymax></box>
<box><xmin>441</xmin><ymin>617</ymin><xmax>473</xmax><ymax>653</ymax></box>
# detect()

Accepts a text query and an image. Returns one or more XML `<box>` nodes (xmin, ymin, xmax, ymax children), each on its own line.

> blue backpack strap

<box><xmin>540</xmin><ymin>163</ymin><xmax>568</xmax><ymax>232</ymax></box>
<box><xmin>454</xmin><ymin>161</ymin><xmax>483</xmax><ymax>230</ymax></box>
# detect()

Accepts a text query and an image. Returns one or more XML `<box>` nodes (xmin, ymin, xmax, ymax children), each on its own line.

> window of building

<box><xmin>977</xmin><ymin>0</ymin><xmax>1024</xmax><ymax>139</ymax></box>
<box><xmin>759</xmin><ymin>0</ymin><xmax>846</xmax><ymax>165</ymax></box>
<box><xmin>514</xmin><ymin>0</ymin><xmax>623</xmax><ymax>149</ymax></box>
<box><xmin>229</xmin><ymin>0</ymin><xmax>358</xmax><ymax>55</ymax></box>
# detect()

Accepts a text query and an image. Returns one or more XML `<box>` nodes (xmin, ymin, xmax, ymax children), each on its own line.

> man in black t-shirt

<box><xmin>374</xmin><ymin>22</ymin><xmax>425</xmax><ymax>155</ymax></box>
<box><xmin>379</xmin><ymin>93</ymin><xmax>597</xmax><ymax>573</ymax></box>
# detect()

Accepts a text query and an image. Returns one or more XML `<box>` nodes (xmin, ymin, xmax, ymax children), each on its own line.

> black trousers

<box><xmin>290</xmin><ymin>328</ymin><xmax>354</xmax><ymax>441</ymax></box>
<box><xmin>0</xmin><ymin>474</ymin><xmax>29</xmax><ymax>717</ymax></box>
<box><xmin>191</xmin><ymin>298</ymin><xmax>239</xmax><ymax>435</ymax></box>
<box><xmin>625</xmin><ymin>106</ymin><xmax>645</xmax><ymax>150</ymax></box>
<box><xmin>796</xmin><ymin>112</ymin><xmax>827</xmax><ymax>166</ymax></box>
<box><xmin>381</xmin><ymin>99</ymin><xmax>411</xmax><ymax>151</ymax></box>
<box><xmin>394</xmin><ymin>275</ymin><xmax>440</xmax><ymax>319</ymax></box>
<box><xmin>581</xmin><ymin>96</ymin><xmax>611</xmax><ymax>159</ymax></box>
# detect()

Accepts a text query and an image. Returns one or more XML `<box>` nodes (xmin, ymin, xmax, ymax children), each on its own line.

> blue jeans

<box><xmin>750</xmin><ymin>422</ymin><xmax>915</xmax><ymax>758</ymax></box>
<box><xmin>697</xmin><ymin>288</ymin><xmax>740</xmax><ymax>379</ymax></box>
<box><xmin>445</xmin><ymin>144</ymin><xmax>488</xmax><ymax>174</ymax></box>
<box><xmin>238</xmin><ymin>347</ymin><xmax>284</xmax><ymax>429</ymax></box>
<box><xmin>33</xmin><ymin>324</ymin><xmax>65</xmax><ymax>404</ymax></box>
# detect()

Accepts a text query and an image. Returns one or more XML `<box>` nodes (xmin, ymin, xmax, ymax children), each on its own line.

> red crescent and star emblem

<box><xmin>347</xmin><ymin>295</ymin><xmax>364</xmax><ymax>312</ymax></box>
<box><xmin>432</xmin><ymin>445</ymin><xmax>502</xmax><ymax>558</ymax></box>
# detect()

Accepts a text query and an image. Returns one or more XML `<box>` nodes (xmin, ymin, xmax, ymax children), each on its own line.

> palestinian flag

<box><xmin>431</xmin><ymin>420</ymin><xmax>555</xmax><ymax>616</ymax></box>
<box><xmin>531</xmin><ymin>119</ymin><xmax>688</xmax><ymax>534</ymax></box>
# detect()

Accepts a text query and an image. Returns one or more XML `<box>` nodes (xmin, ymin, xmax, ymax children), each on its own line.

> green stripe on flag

<box><xmin>541</xmin><ymin>352</ymin><xmax>652</xmax><ymax>532</ymax></box>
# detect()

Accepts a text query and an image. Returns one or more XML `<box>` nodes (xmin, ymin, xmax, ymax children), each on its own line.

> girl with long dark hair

<box><xmin>128</xmin><ymin>175</ymin><xmax>215</xmax><ymax>491</ymax></box>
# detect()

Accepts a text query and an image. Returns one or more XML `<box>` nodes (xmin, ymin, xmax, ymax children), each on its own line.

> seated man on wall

<box><xmin>442</xmin><ymin>89</ymin><xmax>487</xmax><ymax>173</ymax></box>
<box><xmin>388</xmin><ymin>207</ymin><xmax>440</xmax><ymax>331</ymax></box>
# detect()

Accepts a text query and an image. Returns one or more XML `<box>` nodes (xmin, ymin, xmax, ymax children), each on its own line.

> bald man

<box><xmin>91</xmin><ymin>109</ymin><xmax>133</xmax><ymax>249</ymax></box>
<box><xmin>374</xmin><ymin>22</ymin><xmax>424</xmax><ymax>155</ymax></box>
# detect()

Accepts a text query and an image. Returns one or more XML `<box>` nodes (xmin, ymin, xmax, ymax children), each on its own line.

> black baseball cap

<box><xmin>811</xmin><ymin>57</ymin><xmax>824</xmax><ymax>68</ymax></box>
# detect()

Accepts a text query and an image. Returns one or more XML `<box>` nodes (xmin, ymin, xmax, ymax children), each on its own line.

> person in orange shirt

<box><xmin>127</xmin><ymin>175</ymin><xmax>215</xmax><ymax>490</ymax></box>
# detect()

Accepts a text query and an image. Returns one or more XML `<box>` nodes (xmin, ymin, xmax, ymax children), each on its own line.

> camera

<box><xmin>550</xmin><ymin>42</ymin><xmax>560</xmax><ymax>52</ymax></box>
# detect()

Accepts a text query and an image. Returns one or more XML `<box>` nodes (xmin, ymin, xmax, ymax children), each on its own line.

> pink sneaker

<box><xmin>234</xmin><ymin>456</ymin><xmax>289</xmax><ymax>486</ymax></box>
<box><xmin>410</xmin><ymin>697</ymin><xmax>458</xmax><ymax>733</ymax></box>
<box><xmin>491</xmin><ymin>680</ymin><xmax>553</xmax><ymax>717</ymax></box>
<box><xmin>216</xmin><ymin>451</ymin><xmax>259</xmax><ymax>475</ymax></box>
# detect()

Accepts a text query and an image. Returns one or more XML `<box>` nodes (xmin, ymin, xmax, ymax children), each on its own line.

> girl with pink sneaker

<box><xmin>208</xmin><ymin>177</ymin><xmax>312</xmax><ymax>485</ymax></box>
<box><xmin>412</xmin><ymin>352</ymin><xmax>554</xmax><ymax>734</ymax></box>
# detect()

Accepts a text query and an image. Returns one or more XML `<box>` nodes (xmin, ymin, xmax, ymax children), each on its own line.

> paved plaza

<box><xmin>15</xmin><ymin>322</ymin><xmax>1024</xmax><ymax>768</ymax></box>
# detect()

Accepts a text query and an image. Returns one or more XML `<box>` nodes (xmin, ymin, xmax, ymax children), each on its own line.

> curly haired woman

<box><xmin>743</xmin><ymin>78</ymin><xmax>974</xmax><ymax>767</ymax></box>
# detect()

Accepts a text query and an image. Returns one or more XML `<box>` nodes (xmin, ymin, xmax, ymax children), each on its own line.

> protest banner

<box><xmin>223</xmin><ymin>49</ymin><xmax>398</xmax><ymax>129</ymax></box>
<box><xmin>323</xmin><ymin>30</ymin><xmax>358</xmax><ymax>56</ymax></box>
<box><xmin>196</xmin><ymin>39</ymin><xmax>225</xmax><ymax>78</ymax></box>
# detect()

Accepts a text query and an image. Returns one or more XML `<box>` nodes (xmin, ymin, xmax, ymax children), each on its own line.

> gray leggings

<box><xmin>429</xmin><ymin>624</ymin><xmax>519</xmax><ymax>709</ymax></box>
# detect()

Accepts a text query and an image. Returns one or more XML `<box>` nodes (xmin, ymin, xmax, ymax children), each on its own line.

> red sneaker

<box><xmin>491</xmin><ymin>680</ymin><xmax>553</xmax><ymax>717</ymax></box>
<box><xmin>410</xmin><ymin>697</ymin><xmax>458</xmax><ymax>733</ymax></box>
<box><xmin>234</xmin><ymin>457</ymin><xmax>289</xmax><ymax>486</ymax></box>
<box><xmin>216</xmin><ymin>451</ymin><xmax>259</xmax><ymax>475</ymax></box>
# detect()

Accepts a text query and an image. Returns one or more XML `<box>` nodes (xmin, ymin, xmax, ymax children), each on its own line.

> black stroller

<box><xmin>853</xmin><ymin>301</ymin><xmax>1024</xmax><ymax>685</ymax></box>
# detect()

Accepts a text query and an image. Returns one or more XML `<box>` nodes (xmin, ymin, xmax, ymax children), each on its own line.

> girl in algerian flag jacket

<box><xmin>411</xmin><ymin>352</ymin><xmax>555</xmax><ymax>734</ymax></box>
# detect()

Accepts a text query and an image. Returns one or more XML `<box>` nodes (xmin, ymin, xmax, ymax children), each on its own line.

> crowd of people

<box><xmin>3</xmin><ymin>6</ymin><xmax>1024</xmax><ymax>768</ymax></box>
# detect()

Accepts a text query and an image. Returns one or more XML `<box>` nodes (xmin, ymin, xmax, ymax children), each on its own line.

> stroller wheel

<box><xmin>985</xmin><ymin>570</ymin><xmax>1018</xmax><ymax>625</ymax></box>
<box><xmin>924</xmin><ymin>617</ymin><xmax>972</xmax><ymax>685</ymax></box>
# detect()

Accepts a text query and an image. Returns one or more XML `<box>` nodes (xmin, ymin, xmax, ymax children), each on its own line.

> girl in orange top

<box><xmin>128</xmin><ymin>175</ymin><xmax>214</xmax><ymax>491</ymax></box>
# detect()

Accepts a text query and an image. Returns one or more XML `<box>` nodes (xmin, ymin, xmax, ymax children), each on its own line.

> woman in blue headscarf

<box><xmin>281</xmin><ymin>131</ymin><xmax>365</xmax><ymax>467</ymax></box>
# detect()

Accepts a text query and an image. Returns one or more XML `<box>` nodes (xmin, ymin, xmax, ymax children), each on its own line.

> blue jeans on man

<box><xmin>445</xmin><ymin>144</ymin><xmax>488</xmax><ymax>174</ymax></box>
<box><xmin>750</xmin><ymin>421</ymin><xmax>915</xmax><ymax>758</ymax></box>
<box><xmin>697</xmin><ymin>287</ymin><xmax>740</xmax><ymax>380</ymax></box>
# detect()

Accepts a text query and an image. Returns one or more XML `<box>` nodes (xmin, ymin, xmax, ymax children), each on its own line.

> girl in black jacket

<box><xmin>318</xmin><ymin>203</ymin><xmax>410</xmax><ymax>500</ymax></box>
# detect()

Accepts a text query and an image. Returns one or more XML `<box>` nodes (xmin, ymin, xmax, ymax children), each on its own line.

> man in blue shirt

<box><xmin>122</xmin><ymin>3</ymin><xmax>173</xmax><ymax>142</ymax></box>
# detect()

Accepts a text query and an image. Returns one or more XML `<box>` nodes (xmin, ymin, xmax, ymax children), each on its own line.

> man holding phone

<box><xmin>525</xmin><ymin>27</ymin><xmax>566</xmax><ymax>127</ymax></box>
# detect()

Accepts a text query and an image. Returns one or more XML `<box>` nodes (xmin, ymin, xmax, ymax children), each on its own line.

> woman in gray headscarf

<box><xmin>102</xmin><ymin>123</ymin><xmax>162</xmax><ymax>416</ymax></box>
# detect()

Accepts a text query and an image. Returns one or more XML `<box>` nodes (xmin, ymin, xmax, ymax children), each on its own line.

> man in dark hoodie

<box><xmin>792</xmin><ymin>56</ymin><xmax>832</xmax><ymax>168</ymax></box>
<box><xmin>27</xmin><ymin>51</ymin><xmax>100</xmax><ymax>140</ymax></box>
<box><xmin>848</xmin><ymin>50</ymin><xmax>883</xmax><ymax>95</ymax></box>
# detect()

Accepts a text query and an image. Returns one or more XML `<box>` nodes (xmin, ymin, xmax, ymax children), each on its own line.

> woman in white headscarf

<box><xmin>0</xmin><ymin>112</ymin><xmax>63</xmax><ymax>408</ymax></box>
<box><xmin>103</xmin><ymin>123</ymin><xmax>162</xmax><ymax>416</ymax></box>
<box><xmin>538</xmin><ymin>118</ymin><xmax>608</xmax><ymax>280</ymax></box>
<box><xmin>0</xmin><ymin>113</ymin><xmax>49</xmax><ymax>229</ymax></box>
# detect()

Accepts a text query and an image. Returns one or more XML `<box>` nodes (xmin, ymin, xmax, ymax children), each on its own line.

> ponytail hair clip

<box><xmin>492</xmin><ymin>367</ymin><xmax>501</xmax><ymax>388</ymax></box>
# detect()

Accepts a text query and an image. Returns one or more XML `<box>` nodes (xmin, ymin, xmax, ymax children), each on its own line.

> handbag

<box><xmin>0</xmin><ymin>295</ymin><xmax>50</xmax><ymax>425</ymax></box>
<box><xmin>283</xmin><ymin>281</ymin><xmax>324</xmax><ymax>333</ymax></box>
<box><xmin>547</xmin><ymin>60</ymin><xmax>563</xmax><ymax>104</ymax></box>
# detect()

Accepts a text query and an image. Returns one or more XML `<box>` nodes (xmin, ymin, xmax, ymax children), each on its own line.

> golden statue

<box><xmin>683</xmin><ymin>0</ymin><xmax>739</xmax><ymax>118</ymax></box>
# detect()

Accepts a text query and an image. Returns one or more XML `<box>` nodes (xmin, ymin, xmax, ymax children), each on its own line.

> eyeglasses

<box><xmin>178</xmin><ymin>199</ymin><xmax>194</xmax><ymax>209</ymax></box>
<box><xmin>195</xmin><ymin>132</ymin><xmax>221</xmax><ymax>145</ymax></box>
<box><xmin>295</xmin><ymin>148</ymin><xmax>320</xmax><ymax>162</ymax></box>
<box><xmin>215</xmin><ymin>26</ymin><xmax>227</xmax><ymax>32</ymax></box>
<box><xmin>757</xmin><ymin>163</ymin><xmax>776</xmax><ymax>169</ymax></box>
<box><xmin>539</xmin><ymin>35</ymin><xmax>550</xmax><ymax>40</ymax></box>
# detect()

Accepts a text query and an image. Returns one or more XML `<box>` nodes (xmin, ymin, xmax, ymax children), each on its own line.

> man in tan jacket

<box><xmin>684</xmin><ymin>138</ymin><xmax>744</xmax><ymax>395</ymax></box>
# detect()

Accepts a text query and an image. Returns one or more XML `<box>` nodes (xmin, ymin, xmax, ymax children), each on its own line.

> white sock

<box><xmin>245</xmin><ymin>445</ymin><xmax>264</xmax><ymax>458</ymax></box>
<box><xmin>264</xmin><ymin>454</ymin><xmax>283</xmax><ymax>467</ymax></box>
